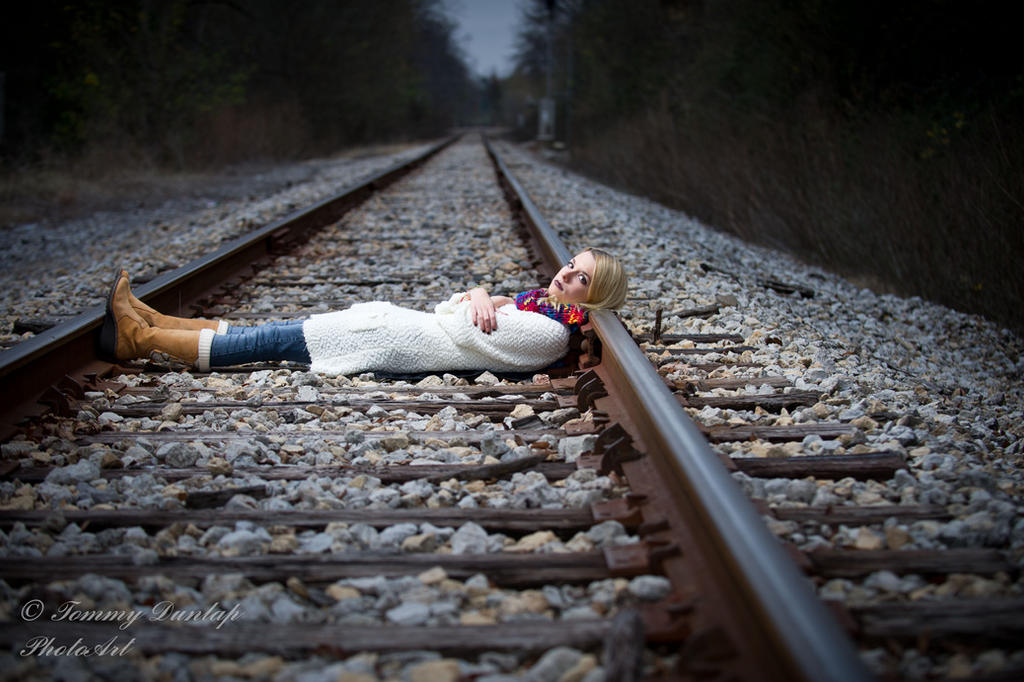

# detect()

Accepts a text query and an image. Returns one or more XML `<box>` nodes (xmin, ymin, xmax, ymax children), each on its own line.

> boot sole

<box><xmin>97</xmin><ymin>270</ymin><xmax>124</xmax><ymax>360</ymax></box>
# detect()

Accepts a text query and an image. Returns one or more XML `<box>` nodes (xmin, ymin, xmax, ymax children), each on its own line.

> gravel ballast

<box><xmin>495</xmin><ymin>140</ymin><xmax>1024</xmax><ymax>680</ymax></box>
<box><xmin>1</xmin><ymin>135</ymin><xmax>1022</xmax><ymax>680</ymax></box>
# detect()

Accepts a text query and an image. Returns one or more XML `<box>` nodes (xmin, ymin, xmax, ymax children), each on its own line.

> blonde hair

<box><xmin>581</xmin><ymin>247</ymin><xmax>628</xmax><ymax>311</ymax></box>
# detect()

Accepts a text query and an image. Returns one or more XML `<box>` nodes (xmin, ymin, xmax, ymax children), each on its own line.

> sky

<box><xmin>443</xmin><ymin>0</ymin><xmax>524</xmax><ymax>79</ymax></box>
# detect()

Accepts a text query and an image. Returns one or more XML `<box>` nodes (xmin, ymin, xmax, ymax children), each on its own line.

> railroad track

<box><xmin>0</xmin><ymin>134</ymin><xmax>1019</xmax><ymax>681</ymax></box>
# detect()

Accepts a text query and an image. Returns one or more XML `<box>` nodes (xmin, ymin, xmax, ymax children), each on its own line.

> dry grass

<box><xmin>571</xmin><ymin>101</ymin><xmax>1024</xmax><ymax>334</ymax></box>
<box><xmin>0</xmin><ymin>144</ymin><xmax>168</xmax><ymax>226</ymax></box>
<box><xmin>0</xmin><ymin>100</ymin><xmax>317</xmax><ymax>226</ymax></box>
<box><xmin>0</xmin><ymin>99</ymin><xmax>424</xmax><ymax>229</ymax></box>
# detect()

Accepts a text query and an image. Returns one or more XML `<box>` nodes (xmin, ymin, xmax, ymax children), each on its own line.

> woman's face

<box><xmin>548</xmin><ymin>250</ymin><xmax>596</xmax><ymax>305</ymax></box>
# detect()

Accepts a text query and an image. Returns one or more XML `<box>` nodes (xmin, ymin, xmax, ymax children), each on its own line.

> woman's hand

<box><xmin>468</xmin><ymin>288</ymin><xmax>510</xmax><ymax>334</ymax></box>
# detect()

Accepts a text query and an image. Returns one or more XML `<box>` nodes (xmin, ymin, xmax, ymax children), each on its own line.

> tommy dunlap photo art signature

<box><xmin>17</xmin><ymin>599</ymin><xmax>243</xmax><ymax>657</ymax></box>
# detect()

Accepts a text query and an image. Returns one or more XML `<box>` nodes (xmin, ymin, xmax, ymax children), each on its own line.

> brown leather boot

<box><xmin>112</xmin><ymin>318</ymin><xmax>202</xmax><ymax>363</ymax></box>
<box><xmin>120</xmin><ymin>271</ymin><xmax>228</xmax><ymax>333</ymax></box>
<box><xmin>100</xmin><ymin>271</ymin><xmax>217</xmax><ymax>369</ymax></box>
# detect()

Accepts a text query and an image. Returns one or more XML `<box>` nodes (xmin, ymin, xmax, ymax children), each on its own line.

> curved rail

<box><xmin>0</xmin><ymin>135</ymin><xmax>459</xmax><ymax>432</ymax></box>
<box><xmin>484</xmin><ymin>136</ymin><xmax>872</xmax><ymax>682</ymax></box>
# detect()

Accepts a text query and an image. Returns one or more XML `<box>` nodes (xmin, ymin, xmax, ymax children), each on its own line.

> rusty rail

<box><xmin>484</xmin><ymin>136</ymin><xmax>873</xmax><ymax>682</ymax></box>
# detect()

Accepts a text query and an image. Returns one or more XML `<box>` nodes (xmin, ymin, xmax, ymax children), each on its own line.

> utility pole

<box><xmin>0</xmin><ymin>72</ymin><xmax>5</xmax><ymax>144</ymax></box>
<box><xmin>537</xmin><ymin>0</ymin><xmax>556</xmax><ymax>141</ymax></box>
<box><xmin>564</xmin><ymin>15</ymin><xmax>573</xmax><ymax>150</ymax></box>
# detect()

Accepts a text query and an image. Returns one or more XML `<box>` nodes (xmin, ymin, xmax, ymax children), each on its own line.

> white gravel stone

<box><xmin>628</xmin><ymin>575</ymin><xmax>673</xmax><ymax>601</ymax></box>
<box><xmin>526</xmin><ymin>647</ymin><xmax>584</xmax><ymax>682</ymax></box>
<box><xmin>217</xmin><ymin>529</ymin><xmax>265</xmax><ymax>555</ymax></box>
<box><xmin>386</xmin><ymin>601</ymin><xmax>431</xmax><ymax>626</ymax></box>
<box><xmin>451</xmin><ymin>522</ymin><xmax>489</xmax><ymax>554</ymax></box>
<box><xmin>44</xmin><ymin>461</ymin><xmax>100</xmax><ymax>484</ymax></box>
<box><xmin>558</xmin><ymin>435</ymin><xmax>597</xmax><ymax>462</ymax></box>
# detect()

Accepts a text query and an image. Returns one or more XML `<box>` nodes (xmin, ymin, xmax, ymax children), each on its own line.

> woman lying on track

<box><xmin>99</xmin><ymin>248</ymin><xmax>628</xmax><ymax>376</ymax></box>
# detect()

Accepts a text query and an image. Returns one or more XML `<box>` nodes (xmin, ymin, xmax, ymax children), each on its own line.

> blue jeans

<box><xmin>210</xmin><ymin>320</ymin><xmax>311</xmax><ymax>366</ymax></box>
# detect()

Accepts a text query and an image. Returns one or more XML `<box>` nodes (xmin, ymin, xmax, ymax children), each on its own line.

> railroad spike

<box><xmin>593</xmin><ymin>423</ymin><xmax>644</xmax><ymax>475</ymax></box>
<box><xmin>572</xmin><ymin>368</ymin><xmax>599</xmax><ymax>389</ymax></box>
<box><xmin>653</xmin><ymin>308</ymin><xmax>663</xmax><ymax>344</ymax></box>
<box><xmin>574</xmin><ymin>369</ymin><xmax>608</xmax><ymax>411</ymax></box>
<box><xmin>37</xmin><ymin>385</ymin><xmax>74</xmax><ymax>418</ymax></box>
<box><xmin>593</xmin><ymin>422</ymin><xmax>630</xmax><ymax>450</ymax></box>
<box><xmin>56</xmin><ymin>375</ymin><xmax>85</xmax><ymax>399</ymax></box>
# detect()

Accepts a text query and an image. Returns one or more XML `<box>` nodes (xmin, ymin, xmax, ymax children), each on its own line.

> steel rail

<box><xmin>484</xmin><ymin>136</ymin><xmax>873</xmax><ymax>682</ymax></box>
<box><xmin>0</xmin><ymin>135</ymin><xmax>459</xmax><ymax>432</ymax></box>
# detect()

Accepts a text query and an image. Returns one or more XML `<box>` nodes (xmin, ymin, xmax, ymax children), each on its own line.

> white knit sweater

<box><xmin>301</xmin><ymin>293</ymin><xmax>571</xmax><ymax>376</ymax></box>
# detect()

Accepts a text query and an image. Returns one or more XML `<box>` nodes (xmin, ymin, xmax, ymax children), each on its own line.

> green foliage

<box><xmin>41</xmin><ymin>0</ymin><xmax>247</xmax><ymax>160</ymax></box>
<box><xmin>1</xmin><ymin>0</ymin><xmax>476</xmax><ymax>165</ymax></box>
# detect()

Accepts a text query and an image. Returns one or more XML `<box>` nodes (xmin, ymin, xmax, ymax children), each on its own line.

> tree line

<box><xmin>508</xmin><ymin>0</ymin><xmax>1024</xmax><ymax>333</ymax></box>
<box><xmin>1</xmin><ymin>0</ymin><xmax>477</xmax><ymax>166</ymax></box>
